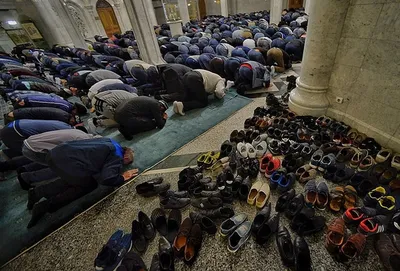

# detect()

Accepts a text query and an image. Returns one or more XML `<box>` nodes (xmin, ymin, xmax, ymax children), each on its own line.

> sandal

<box><xmin>344</xmin><ymin>185</ymin><xmax>357</xmax><ymax>209</ymax></box>
<box><xmin>197</xmin><ymin>151</ymin><xmax>212</xmax><ymax>167</ymax></box>
<box><xmin>329</xmin><ymin>186</ymin><xmax>345</xmax><ymax>212</ymax></box>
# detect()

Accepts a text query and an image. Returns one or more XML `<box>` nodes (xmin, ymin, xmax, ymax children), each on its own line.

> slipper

<box><xmin>256</xmin><ymin>183</ymin><xmax>270</xmax><ymax>208</ymax></box>
<box><xmin>329</xmin><ymin>186</ymin><xmax>345</xmax><ymax>212</ymax></box>
<box><xmin>203</xmin><ymin>152</ymin><xmax>220</xmax><ymax>168</ymax></box>
<box><xmin>197</xmin><ymin>151</ymin><xmax>211</xmax><ymax>167</ymax></box>
<box><xmin>344</xmin><ymin>185</ymin><xmax>357</xmax><ymax>209</ymax></box>
<box><xmin>247</xmin><ymin>181</ymin><xmax>263</xmax><ymax>205</ymax></box>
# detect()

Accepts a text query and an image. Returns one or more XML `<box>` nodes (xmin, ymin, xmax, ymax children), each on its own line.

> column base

<box><xmin>168</xmin><ymin>21</ymin><xmax>183</xmax><ymax>36</ymax></box>
<box><xmin>288</xmin><ymin>78</ymin><xmax>329</xmax><ymax>117</ymax></box>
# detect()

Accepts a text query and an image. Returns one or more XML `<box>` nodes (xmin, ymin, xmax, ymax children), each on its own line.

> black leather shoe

<box><xmin>160</xmin><ymin>197</ymin><xmax>191</xmax><ymax>209</ymax></box>
<box><xmin>256</xmin><ymin>214</ymin><xmax>279</xmax><ymax>245</ymax></box>
<box><xmin>150</xmin><ymin>253</ymin><xmax>160</xmax><ymax>271</ymax></box>
<box><xmin>251</xmin><ymin>202</ymin><xmax>271</xmax><ymax>236</ymax></box>
<box><xmin>136</xmin><ymin>182</ymin><xmax>170</xmax><ymax>197</ymax></box>
<box><xmin>151</xmin><ymin>208</ymin><xmax>168</xmax><ymax>236</ymax></box>
<box><xmin>191</xmin><ymin>197</ymin><xmax>223</xmax><ymax>209</ymax></box>
<box><xmin>239</xmin><ymin>177</ymin><xmax>251</xmax><ymax>201</ymax></box>
<box><xmin>159</xmin><ymin>190</ymin><xmax>189</xmax><ymax>199</ymax></box>
<box><xmin>117</xmin><ymin>251</ymin><xmax>147</xmax><ymax>271</ymax></box>
<box><xmin>199</xmin><ymin>206</ymin><xmax>234</xmax><ymax>219</ymax></box>
<box><xmin>159</xmin><ymin>236</ymin><xmax>174</xmax><ymax>271</ymax></box>
<box><xmin>167</xmin><ymin>209</ymin><xmax>182</xmax><ymax>243</ymax></box>
<box><xmin>276</xmin><ymin>189</ymin><xmax>295</xmax><ymax>212</ymax></box>
<box><xmin>232</xmin><ymin>175</ymin><xmax>242</xmax><ymax>196</ymax></box>
<box><xmin>189</xmin><ymin>212</ymin><xmax>217</xmax><ymax>234</ymax></box>
<box><xmin>276</xmin><ymin>225</ymin><xmax>295</xmax><ymax>267</ymax></box>
<box><xmin>294</xmin><ymin>236</ymin><xmax>312</xmax><ymax>271</ymax></box>
<box><xmin>138</xmin><ymin>211</ymin><xmax>155</xmax><ymax>240</ymax></box>
<box><xmin>285</xmin><ymin>194</ymin><xmax>304</xmax><ymax>219</ymax></box>
<box><xmin>131</xmin><ymin>220</ymin><xmax>148</xmax><ymax>253</ymax></box>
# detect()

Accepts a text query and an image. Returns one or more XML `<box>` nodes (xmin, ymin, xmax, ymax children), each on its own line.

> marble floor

<box><xmin>0</xmin><ymin>65</ymin><xmax>385</xmax><ymax>270</ymax></box>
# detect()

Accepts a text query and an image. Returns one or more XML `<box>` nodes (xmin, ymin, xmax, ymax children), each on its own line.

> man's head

<box><xmin>122</xmin><ymin>147</ymin><xmax>134</xmax><ymax>165</ymax></box>
<box><xmin>158</xmin><ymin>100</ymin><xmax>169</xmax><ymax>113</ymax></box>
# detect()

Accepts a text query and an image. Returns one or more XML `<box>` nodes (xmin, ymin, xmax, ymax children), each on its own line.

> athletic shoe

<box><xmin>343</xmin><ymin>207</ymin><xmax>377</xmax><ymax>224</ymax></box>
<box><xmin>94</xmin><ymin>230</ymin><xmax>124</xmax><ymax>271</ymax></box>
<box><xmin>363</xmin><ymin>186</ymin><xmax>387</xmax><ymax>207</ymax></box>
<box><xmin>173</xmin><ymin>101</ymin><xmax>185</xmax><ymax>115</ymax></box>
<box><xmin>358</xmin><ymin>215</ymin><xmax>390</xmax><ymax>236</ymax></box>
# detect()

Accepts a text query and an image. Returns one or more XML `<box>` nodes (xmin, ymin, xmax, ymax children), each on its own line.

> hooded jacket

<box><xmin>18</xmin><ymin>94</ymin><xmax>74</xmax><ymax>113</ymax></box>
<box><xmin>46</xmin><ymin>138</ymin><xmax>125</xmax><ymax>187</ymax></box>
<box><xmin>93</xmin><ymin>90</ymin><xmax>138</xmax><ymax>113</ymax></box>
<box><xmin>12</xmin><ymin>107</ymin><xmax>72</xmax><ymax>124</ymax></box>
<box><xmin>6</xmin><ymin>119</ymin><xmax>72</xmax><ymax>138</ymax></box>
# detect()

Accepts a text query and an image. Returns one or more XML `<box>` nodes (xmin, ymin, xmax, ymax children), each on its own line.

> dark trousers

<box><xmin>0</xmin><ymin>126</ymin><xmax>25</xmax><ymax>151</ymax></box>
<box><xmin>182</xmin><ymin>71</ymin><xmax>208</xmax><ymax>112</ymax></box>
<box><xmin>118</xmin><ymin>117</ymin><xmax>156</xmax><ymax>137</ymax></box>
<box><xmin>35</xmin><ymin>177</ymin><xmax>98</xmax><ymax>212</ymax></box>
<box><xmin>21</xmin><ymin>167</ymin><xmax>58</xmax><ymax>185</ymax></box>
<box><xmin>0</xmin><ymin>155</ymin><xmax>31</xmax><ymax>171</ymax></box>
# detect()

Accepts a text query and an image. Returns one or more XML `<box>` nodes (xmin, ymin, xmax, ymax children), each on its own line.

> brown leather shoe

<box><xmin>325</xmin><ymin>217</ymin><xmax>346</xmax><ymax>253</ymax></box>
<box><xmin>375</xmin><ymin>233</ymin><xmax>400</xmax><ymax>271</ymax></box>
<box><xmin>184</xmin><ymin>224</ymin><xmax>203</xmax><ymax>265</ymax></box>
<box><xmin>173</xmin><ymin>217</ymin><xmax>192</xmax><ymax>255</ymax></box>
<box><xmin>340</xmin><ymin>233</ymin><xmax>366</xmax><ymax>260</ymax></box>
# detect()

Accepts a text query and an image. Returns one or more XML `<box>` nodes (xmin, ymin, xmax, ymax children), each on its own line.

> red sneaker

<box><xmin>259</xmin><ymin>153</ymin><xmax>272</xmax><ymax>173</ymax></box>
<box><xmin>265</xmin><ymin>157</ymin><xmax>281</xmax><ymax>177</ymax></box>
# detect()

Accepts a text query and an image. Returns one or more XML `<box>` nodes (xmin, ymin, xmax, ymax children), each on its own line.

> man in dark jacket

<box><xmin>154</xmin><ymin>64</ymin><xmax>192</xmax><ymax>102</ymax></box>
<box><xmin>114</xmin><ymin>97</ymin><xmax>168</xmax><ymax>140</ymax></box>
<box><xmin>5</xmin><ymin>107</ymin><xmax>77</xmax><ymax>125</ymax></box>
<box><xmin>27</xmin><ymin>137</ymin><xmax>136</xmax><ymax>228</ymax></box>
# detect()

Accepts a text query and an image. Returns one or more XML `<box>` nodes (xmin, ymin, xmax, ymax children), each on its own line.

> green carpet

<box><xmin>0</xmin><ymin>90</ymin><xmax>252</xmax><ymax>266</ymax></box>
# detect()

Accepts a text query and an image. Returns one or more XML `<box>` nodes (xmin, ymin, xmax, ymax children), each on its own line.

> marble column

<box><xmin>270</xmin><ymin>0</ymin><xmax>283</xmax><ymax>25</ymax></box>
<box><xmin>220</xmin><ymin>0</ymin><xmax>229</xmax><ymax>17</ymax></box>
<box><xmin>144</xmin><ymin>0</ymin><xmax>158</xmax><ymax>27</ymax></box>
<box><xmin>304</xmin><ymin>0</ymin><xmax>312</xmax><ymax>14</ymax></box>
<box><xmin>178</xmin><ymin>0</ymin><xmax>190</xmax><ymax>24</ymax></box>
<box><xmin>84</xmin><ymin>5</ymin><xmax>106</xmax><ymax>37</ymax></box>
<box><xmin>51</xmin><ymin>0</ymin><xmax>87</xmax><ymax>48</ymax></box>
<box><xmin>124</xmin><ymin>0</ymin><xmax>165</xmax><ymax>65</ymax></box>
<box><xmin>288</xmin><ymin>0</ymin><xmax>350</xmax><ymax>116</ymax></box>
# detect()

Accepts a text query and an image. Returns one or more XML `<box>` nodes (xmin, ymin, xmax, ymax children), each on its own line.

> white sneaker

<box><xmin>255</xmin><ymin>141</ymin><xmax>267</xmax><ymax>158</ymax></box>
<box><xmin>246</xmin><ymin>143</ymin><xmax>256</xmax><ymax>159</ymax></box>
<box><xmin>237</xmin><ymin>142</ymin><xmax>247</xmax><ymax>158</ymax></box>
<box><xmin>270</xmin><ymin>66</ymin><xmax>277</xmax><ymax>78</ymax></box>
<box><xmin>252</xmin><ymin>134</ymin><xmax>268</xmax><ymax>147</ymax></box>
<box><xmin>173</xmin><ymin>101</ymin><xmax>185</xmax><ymax>115</ymax></box>
<box><xmin>226</xmin><ymin>80</ymin><xmax>235</xmax><ymax>89</ymax></box>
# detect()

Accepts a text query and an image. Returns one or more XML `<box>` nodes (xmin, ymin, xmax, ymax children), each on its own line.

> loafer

<box><xmin>167</xmin><ymin>209</ymin><xmax>182</xmax><ymax>243</ymax></box>
<box><xmin>138</xmin><ymin>211</ymin><xmax>155</xmax><ymax>240</ymax></box>
<box><xmin>184</xmin><ymin>224</ymin><xmax>203</xmax><ymax>264</ymax></box>
<box><xmin>136</xmin><ymin>181</ymin><xmax>170</xmax><ymax>197</ymax></box>
<box><xmin>227</xmin><ymin>221</ymin><xmax>252</xmax><ymax>253</ymax></box>
<box><xmin>191</xmin><ymin>197</ymin><xmax>223</xmax><ymax>210</ymax></box>
<box><xmin>276</xmin><ymin>225</ymin><xmax>295</xmax><ymax>267</ymax></box>
<box><xmin>247</xmin><ymin>181</ymin><xmax>263</xmax><ymax>205</ymax></box>
<box><xmin>199</xmin><ymin>206</ymin><xmax>234</xmax><ymax>220</ymax></box>
<box><xmin>251</xmin><ymin>203</ymin><xmax>271</xmax><ymax>236</ymax></box>
<box><xmin>189</xmin><ymin>212</ymin><xmax>217</xmax><ymax>234</ymax></box>
<box><xmin>256</xmin><ymin>183</ymin><xmax>271</xmax><ymax>208</ymax></box>
<box><xmin>151</xmin><ymin>208</ymin><xmax>168</xmax><ymax>236</ymax></box>
<box><xmin>325</xmin><ymin>217</ymin><xmax>345</xmax><ymax>252</ymax></box>
<box><xmin>285</xmin><ymin>194</ymin><xmax>304</xmax><ymax>219</ymax></box>
<box><xmin>339</xmin><ymin>233</ymin><xmax>366</xmax><ymax>260</ymax></box>
<box><xmin>159</xmin><ymin>190</ymin><xmax>189</xmax><ymax>199</ymax></box>
<box><xmin>276</xmin><ymin>189</ymin><xmax>295</xmax><ymax>212</ymax></box>
<box><xmin>319</xmin><ymin>153</ymin><xmax>336</xmax><ymax>172</ymax></box>
<box><xmin>220</xmin><ymin>213</ymin><xmax>247</xmax><ymax>236</ymax></box>
<box><xmin>173</xmin><ymin>217</ymin><xmax>192</xmax><ymax>254</ymax></box>
<box><xmin>131</xmin><ymin>220</ymin><xmax>148</xmax><ymax>253</ymax></box>
<box><xmin>256</xmin><ymin>214</ymin><xmax>279</xmax><ymax>245</ymax></box>
<box><xmin>294</xmin><ymin>237</ymin><xmax>312</xmax><ymax>271</ymax></box>
<box><xmin>304</xmin><ymin>180</ymin><xmax>317</xmax><ymax>207</ymax></box>
<box><xmin>160</xmin><ymin>196</ymin><xmax>191</xmax><ymax>209</ymax></box>
<box><xmin>316</xmin><ymin>181</ymin><xmax>329</xmax><ymax>210</ymax></box>
<box><xmin>310</xmin><ymin>149</ymin><xmax>323</xmax><ymax>169</ymax></box>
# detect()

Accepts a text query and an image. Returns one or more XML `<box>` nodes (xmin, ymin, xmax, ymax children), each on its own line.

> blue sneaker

<box><xmin>95</xmin><ymin>230</ymin><xmax>124</xmax><ymax>271</ymax></box>
<box><xmin>103</xmin><ymin>233</ymin><xmax>132</xmax><ymax>271</ymax></box>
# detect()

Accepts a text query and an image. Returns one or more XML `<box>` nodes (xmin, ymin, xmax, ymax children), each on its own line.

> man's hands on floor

<box><xmin>123</xmin><ymin>168</ymin><xmax>139</xmax><ymax>181</ymax></box>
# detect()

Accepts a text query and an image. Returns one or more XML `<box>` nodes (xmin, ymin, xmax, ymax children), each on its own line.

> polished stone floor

<box><xmin>0</xmin><ymin>64</ymin><xmax>384</xmax><ymax>270</ymax></box>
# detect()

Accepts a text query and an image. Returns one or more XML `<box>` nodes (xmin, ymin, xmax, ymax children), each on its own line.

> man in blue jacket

<box><xmin>27</xmin><ymin>137</ymin><xmax>136</xmax><ymax>228</ymax></box>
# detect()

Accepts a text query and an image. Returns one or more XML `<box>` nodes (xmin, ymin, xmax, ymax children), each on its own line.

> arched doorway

<box><xmin>198</xmin><ymin>0</ymin><xmax>206</xmax><ymax>19</ymax></box>
<box><xmin>289</xmin><ymin>0</ymin><xmax>304</xmax><ymax>9</ymax></box>
<box><xmin>96</xmin><ymin>0</ymin><xmax>121</xmax><ymax>37</ymax></box>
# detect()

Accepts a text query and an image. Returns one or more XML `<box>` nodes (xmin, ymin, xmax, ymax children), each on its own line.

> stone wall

<box><xmin>326</xmin><ymin>0</ymin><xmax>400</xmax><ymax>151</ymax></box>
<box><xmin>235</xmin><ymin>0</ymin><xmax>271</xmax><ymax>13</ymax></box>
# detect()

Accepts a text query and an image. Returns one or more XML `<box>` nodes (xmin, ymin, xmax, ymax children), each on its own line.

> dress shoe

<box><xmin>199</xmin><ymin>206</ymin><xmax>234</xmax><ymax>220</ymax></box>
<box><xmin>150</xmin><ymin>253</ymin><xmax>160</xmax><ymax>271</ymax></box>
<box><xmin>276</xmin><ymin>189</ymin><xmax>295</xmax><ymax>212</ymax></box>
<box><xmin>27</xmin><ymin>199</ymin><xmax>49</xmax><ymax>228</ymax></box>
<box><xmin>251</xmin><ymin>203</ymin><xmax>271</xmax><ymax>236</ymax></box>
<box><xmin>294</xmin><ymin>236</ymin><xmax>312</xmax><ymax>271</ymax></box>
<box><xmin>239</xmin><ymin>177</ymin><xmax>252</xmax><ymax>201</ymax></box>
<box><xmin>151</xmin><ymin>208</ymin><xmax>168</xmax><ymax>236</ymax></box>
<box><xmin>374</xmin><ymin>233</ymin><xmax>400</xmax><ymax>271</ymax></box>
<box><xmin>173</xmin><ymin>217</ymin><xmax>192</xmax><ymax>255</ymax></box>
<box><xmin>159</xmin><ymin>236</ymin><xmax>174</xmax><ymax>270</ymax></box>
<box><xmin>276</xmin><ymin>226</ymin><xmax>295</xmax><ymax>267</ymax></box>
<box><xmin>131</xmin><ymin>220</ymin><xmax>148</xmax><ymax>253</ymax></box>
<box><xmin>285</xmin><ymin>194</ymin><xmax>304</xmax><ymax>219</ymax></box>
<box><xmin>293</xmin><ymin>214</ymin><xmax>325</xmax><ymax>236</ymax></box>
<box><xmin>138</xmin><ymin>211</ymin><xmax>155</xmax><ymax>241</ymax></box>
<box><xmin>137</xmin><ymin>182</ymin><xmax>171</xmax><ymax>198</ymax></box>
<box><xmin>191</xmin><ymin>197</ymin><xmax>223</xmax><ymax>209</ymax></box>
<box><xmin>160</xmin><ymin>197</ymin><xmax>190</xmax><ymax>209</ymax></box>
<box><xmin>232</xmin><ymin>175</ymin><xmax>243</xmax><ymax>196</ymax></box>
<box><xmin>116</xmin><ymin>251</ymin><xmax>147</xmax><ymax>271</ymax></box>
<box><xmin>220</xmin><ymin>213</ymin><xmax>247</xmax><ymax>236</ymax></box>
<box><xmin>228</xmin><ymin>221</ymin><xmax>251</xmax><ymax>253</ymax></box>
<box><xmin>167</xmin><ymin>210</ymin><xmax>182</xmax><ymax>243</ymax></box>
<box><xmin>159</xmin><ymin>190</ymin><xmax>189</xmax><ymax>199</ymax></box>
<box><xmin>256</xmin><ymin>214</ymin><xmax>279</xmax><ymax>245</ymax></box>
<box><xmin>184</xmin><ymin>224</ymin><xmax>203</xmax><ymax>264</ymax></box>
<box><xmin>189</xmin><ymin>212</ymin><xmax>217</xmax><ymax>234</ymax></box>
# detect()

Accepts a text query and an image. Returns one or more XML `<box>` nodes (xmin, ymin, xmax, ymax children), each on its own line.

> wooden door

<box><xmin>96</xmin><ymin>0</ymin><xmax>121</xmax><ymax>37</ymax></box>
<box><xmin>289</xmin><ymin>0</ymin><xmax>303</xmax><ymax>9</ymax></box>
<box><xmin>198</xmin><ymin>0</ymin><xmax>206</xmax><ymax>19</ymax></box>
